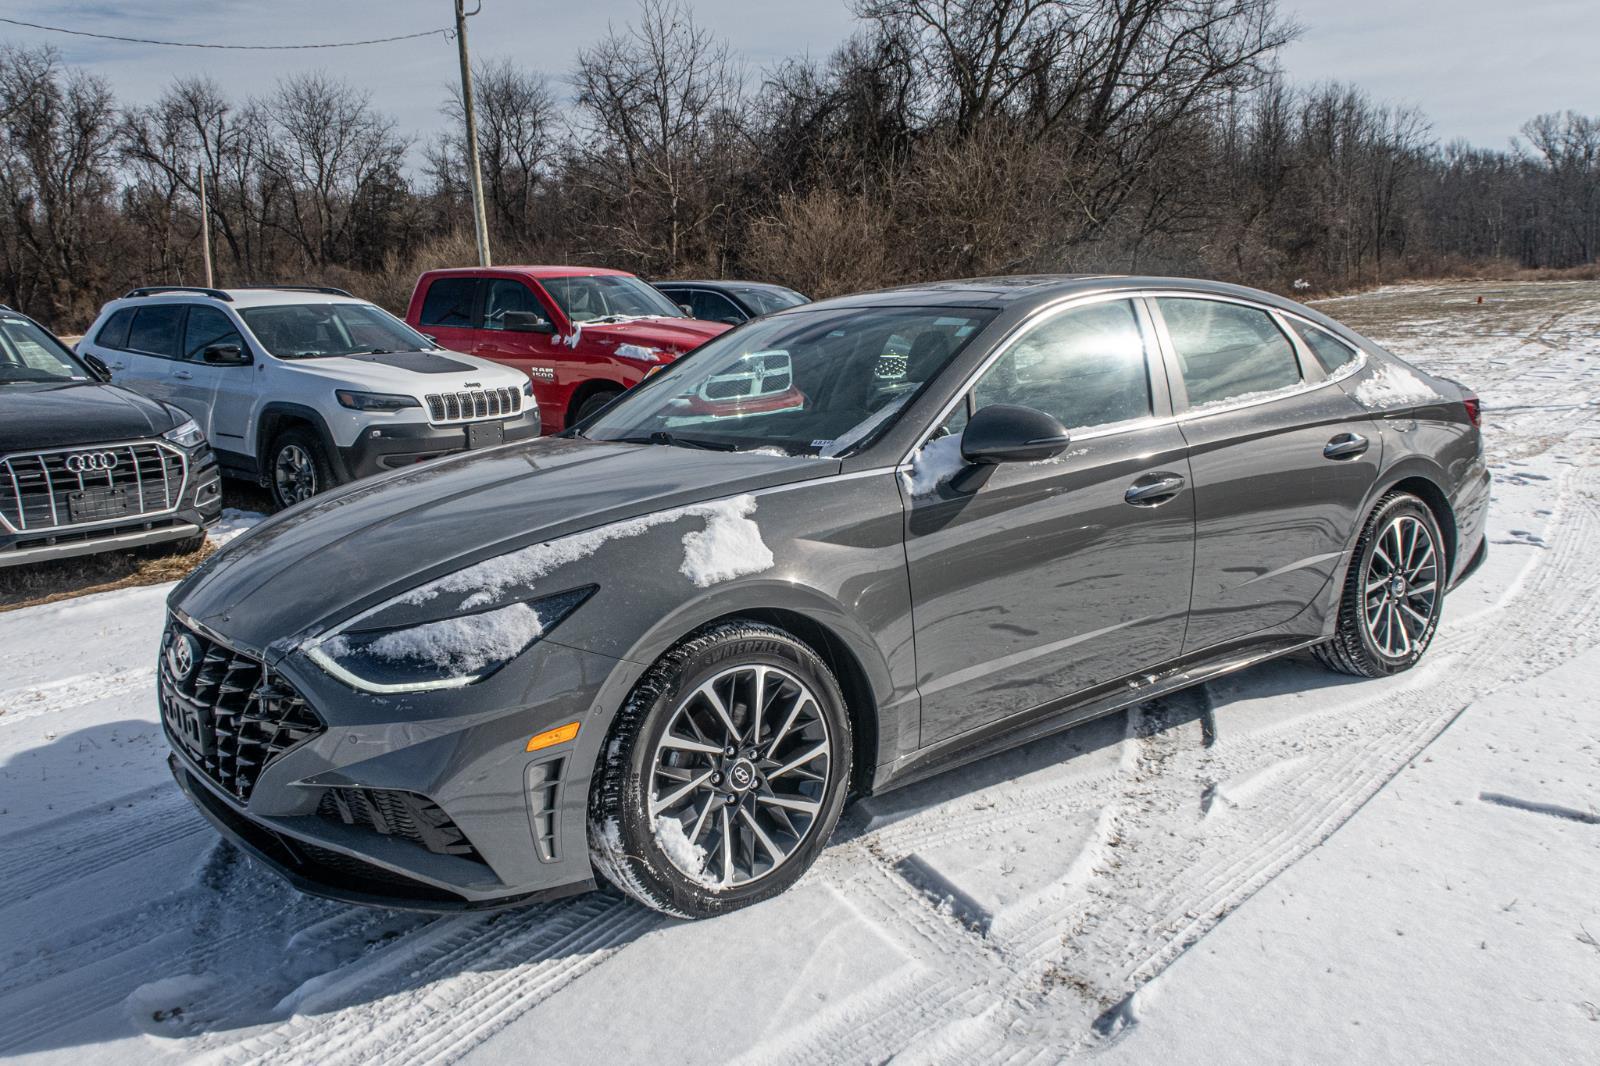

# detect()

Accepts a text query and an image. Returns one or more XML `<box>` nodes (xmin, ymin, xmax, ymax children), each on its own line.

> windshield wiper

<box><xmin>618</xmin><ymin>431</ymin><xmax>736</xmax><ymax>452</ymax></box>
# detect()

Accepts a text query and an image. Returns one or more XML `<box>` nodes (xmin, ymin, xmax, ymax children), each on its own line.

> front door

<box><xmin>1151</xmin><ymin>296</ymin><xmax>1382</xmax><ymax>651</ymax></box>
<box><xmin>176</xmin><ymin>304</ymin><xmax>257</xmax><ymax>458</ymax></box>
<box><xmin>904</xmin><ymin>296</ymin><xmax>1197</xmax><ymax>746</ymax></box>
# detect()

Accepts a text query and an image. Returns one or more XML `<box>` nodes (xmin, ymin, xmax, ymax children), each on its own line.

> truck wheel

<box><xmin>574</xmin><ymin>388</ymin><xmax>623</xmax><ymax>425</ymax></box>
<box><xmin>267</xmin><ymin>427</ymin><xmax>335</xmax><ymax>511</ymax></box>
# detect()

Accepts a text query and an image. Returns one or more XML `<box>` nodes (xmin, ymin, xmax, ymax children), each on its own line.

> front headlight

<box><xmin>164</xmin><ymin>418</ymin><xmax>205</xmax><ymax>449</ymax></box>
<box><xmin>336</xmin><ymin>390</ymin><xmax>421</xmax><ymax>412</ymax></box>
<box><xmin>305</xmin><ymin>586</ymin><xmax>593</xmax><ymax>693</ymax></box>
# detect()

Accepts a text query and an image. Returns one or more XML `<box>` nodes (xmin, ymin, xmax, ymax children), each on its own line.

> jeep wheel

<box><xmin>267</xmin><ymin>427</ymin><xmax>335</xmax><ymax>511</ymax></box>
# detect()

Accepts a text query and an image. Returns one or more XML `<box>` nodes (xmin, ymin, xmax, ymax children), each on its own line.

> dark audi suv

<box><xmin>160</xmin><ymin>276</ymin><xmax>1488</xmax><ymax>917</ymax></box>
<box><xmin>1</xmin><ymin>306</ymin><xmax>220</xmax><ymax>566</ymax></box>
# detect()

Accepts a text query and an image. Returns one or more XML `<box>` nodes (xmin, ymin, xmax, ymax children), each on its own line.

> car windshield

<box><xmin>0</xmin><ymin>315</ymin><xmax>89</xmax><ymax>384</ymax></box>
<box><xmin>239</xmin><ymin>302</ymin><xmax>435</xmax><ymax>359</ymax></box>
<box><xmin>542</xmin><ymin>275</ymin><xmax>686</xmax><ymax>323</ymax></box>
<box><xmin>738</xmin><ymin>287</ymin><xmax>808</xmax><ymax>315</ymax></box>
<box><xmin>583</xmin><ymin>306</ymin><xmax>994</xmax><ymax>456</ymax></box>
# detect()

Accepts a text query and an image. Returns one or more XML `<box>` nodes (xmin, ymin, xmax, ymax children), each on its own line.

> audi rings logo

<box><xmin>65</xmin><ymin>451</ymin><xmax>119</xmax><ymax>473</ymax></box>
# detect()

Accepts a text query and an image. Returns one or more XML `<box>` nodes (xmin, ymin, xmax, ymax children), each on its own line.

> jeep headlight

<box><xmin>306</xmin><ymin>586</ymin><xmax>593</xmax><ymax>693</ymax></box>
<box><xmin>164</xmin><ymin>418</ymin><xmax>205</xmax><ymax>448</ymax></box>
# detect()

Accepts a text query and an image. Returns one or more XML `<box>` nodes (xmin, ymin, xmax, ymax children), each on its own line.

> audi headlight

<box><xmin>164</xmin><ymin>418</ymin><xmax>205</xmax><ymax>449</ymax></box>
<box><xmin>336</xmin><ymin>390</ymin><xmax>421</xmax><ymax>412</ymax></box>
<box><xmin>305</xmin><ymin>586</ymin><xmax>594</xmax><ymax>693</ymax></box>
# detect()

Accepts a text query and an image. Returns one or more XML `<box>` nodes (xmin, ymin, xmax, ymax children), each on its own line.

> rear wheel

<box><xmin>588</xmin><ymin>622</ymin><xmax>852</xmax><ymax>918</ymax></box>
<box><xmin>1315</xmin><ymin>492</ymin><xmax>1446</xmax><ymax>677</ymax></box>
<box><xmin>267</xmin><ymin>427</ymin><xmax>336</xmax><ymax>511</ymax></box>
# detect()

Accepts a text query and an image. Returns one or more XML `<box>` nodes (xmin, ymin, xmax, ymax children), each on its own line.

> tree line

<box><xmin>2</xmin><ymin>0</ymin><xmax>1597</xmax><ymax>332</ymax></box>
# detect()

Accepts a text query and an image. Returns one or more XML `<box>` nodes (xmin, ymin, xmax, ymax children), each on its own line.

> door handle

<box><xmin>173</xmin><ymin>369</ymin><xmax>193</xmax><ymax>380</ymax></box>
<box><xmin>1323</xmin><ymin>432</ymin><xmax>1369</xmax><ymax>460</ymax></box>
<box><xmin>1125</xmin><ymin>473</ymin><xmax>1187</xmax><ymax>506</ymax></box>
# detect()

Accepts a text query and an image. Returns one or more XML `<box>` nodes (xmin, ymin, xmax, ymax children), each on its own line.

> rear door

<box><xmin>1151</xmin><ymin>295</ymin><xmax>1382</xmax><ymax>651</ymax></box>
<box><xmin>177</xmin><ymin>305</ymin><xmax>256</xmax><ymax>455</ymax></box>
<box><xmin>117</xmin><ymin>304</ymin><xmax>188</xmax><ymax>407</ymax></box>
<box><xmin>904</xmin><ymin>296</ymin><xmax>1196</xmax><ymax>746</ymax></box>
<box><xmin>414</xmin><ymin>276</ymin><xmax>481</xmax><ymax>359</ymax></box>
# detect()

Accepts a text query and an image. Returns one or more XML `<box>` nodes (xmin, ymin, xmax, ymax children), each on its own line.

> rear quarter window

<box><xmin>419</xmin><ymin>278</ymin><xmax>478</xmax><ymax>327</ymax></box>
<box><xmin>1292</xmin><ymin>320</ymin><xmax>1360</xmax><ymax>374</ymax></box>
<box><xmin>95</xmin><ymin>307</ymin><xmax>135</xmax><ymax>350</ymax></box>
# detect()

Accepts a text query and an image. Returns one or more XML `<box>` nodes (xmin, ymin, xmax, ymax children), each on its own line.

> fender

<box><xmin>256</xmin><ymin>402</ymin><xmax>350</xmax><ymax>482</ymax></box>
<box><xmin>612</xmin><ymin>575</ymin><xmax>914</xmax><ymax>771</ymax></box>
<box><xmin>1317</xmin><ymin>452</ymin><xmax>1457</xmax><ymax>636</ymax></box>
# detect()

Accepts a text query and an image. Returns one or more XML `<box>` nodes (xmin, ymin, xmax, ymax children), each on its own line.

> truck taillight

<box><xmin>1463</xmin><ymin>396</ymin><xmax>1481</xmax><ymax>427</ymax></box>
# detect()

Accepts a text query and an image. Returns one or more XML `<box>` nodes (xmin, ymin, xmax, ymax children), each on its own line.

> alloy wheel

<box><xmin>647</xmin><ymin>664</ymin><xmax>832</xmax><ymax>888</ymax></box>
<box><xmin>1361</xmin><ymin>513</ymin><xmax>1439</xmax><ymax>658</ymax></box>
<box><xmin>273</xmin><ymin>444</ymin><xmax>317</xmax><ymax>505</ymax></box>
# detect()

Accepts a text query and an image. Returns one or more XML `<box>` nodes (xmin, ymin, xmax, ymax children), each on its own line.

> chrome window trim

<box><xmin>0</xmin><ymin>438</ymin><xmax>190</xmax><ymax>535</ymax></box>
<box><xmin>899</xmin><ymin>287</ymin><xmax>1167</xmax><ymax>466</ymax></box>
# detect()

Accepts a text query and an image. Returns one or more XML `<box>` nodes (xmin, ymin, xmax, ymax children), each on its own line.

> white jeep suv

<box><xmin>80</xmin><ymin>286</ymin><xmax>539</xmax><ymax>509</ymax></box>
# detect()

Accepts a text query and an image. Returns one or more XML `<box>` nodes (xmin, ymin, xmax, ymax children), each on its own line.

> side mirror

<box><xmin>503</xmin><ymin>311</ymin><xmax>555</xmax><ymax>334</ymax></box>
<box><xmin>203</xmin><ymin>343</ymin><xmax>251</xmax><ymax>366</ymax></box>
<box><xmin>678</xmin><ymin>303</ymin><xmax>693</xmax><ymax>316</ymax></box>
<box><xmin>960</xmin><ymin>404</ymin><xmax>1071</xmax><ymax>465</ymax></box>
<box><xmin>81</xmin><ymin>352</ymin><xmax>112</xmax><ymax>382</ymax></box>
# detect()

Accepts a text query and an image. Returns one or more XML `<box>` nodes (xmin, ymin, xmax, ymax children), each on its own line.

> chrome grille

<box><xmin>424</xmin><ymin>387</ymin><xmax>523</xmax><ymax>425</ymax></box>
<box><xmin>0</xmin><ymin>441</ymin><xmax>186</xmax><ymax>533</ymax></box>
<box><xmin>159</xmin><ymin>617</ymin><xmax>325</xmax><ymax>803</ymax></box>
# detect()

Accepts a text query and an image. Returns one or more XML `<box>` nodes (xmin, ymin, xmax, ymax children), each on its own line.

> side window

<box><xmin>1291</xmin><ymin>320</ymin><xmax>1359</xmax><ymax>374</ymax></box>
<box><xmin>1158</xmin><ymin>298</ymin><xmax>1301</xmax><ymax>408</ymax></box>
<box><xmin>95</xmin><ymin>307</ymin><xmax>135</xmax><ymax>350</ymax></box>
<box><xmin>691</xmin><ymin>290</ymin><xmax>745</xmax><ymax>325</ymax></box>
<box><xmin>183</xmin><ymin>306</ymin><xmax>246</xmax><ymax>360</ymax></box>
<box><xmin>482</xmin><ymin>279</ymin><xmax>540</xmax><ymax>331</ymax></box>
<box><xmin>125</xmin><ymin>305</ymin><xmax>185</xmax><ymax>359</ymax></box>
<box><xmin>419</xmin><ymin>278</ymin><xmax>478</xmax><ymax>328</ymax></box>
<box><xmin>970</xmin><ymin>299</ymin><xmax>1152</xmax><ymax>431</ymax></box>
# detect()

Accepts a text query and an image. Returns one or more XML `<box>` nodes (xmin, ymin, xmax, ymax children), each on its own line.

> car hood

<box><xmin>171</xmin><ymin>437</ymin><xmax>836</xmax><ymax>657</ymax></box>
<box><xmin>570</xmin><ymin>317</ymin><xmax>728</xmax><ymax>356</ymax></box>
<box><xmin>0</xmin><ymin>381</ymin><xmax>180</xmax><ymax>452</ymax></box>
<box><xmin>278</xmin><ymin>349</ymin><xmax>527</xmax><ymax>393</ymax></box>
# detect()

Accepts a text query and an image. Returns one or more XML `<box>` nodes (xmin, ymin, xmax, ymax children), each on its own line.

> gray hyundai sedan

<box><xmin>160</xmin><ymin>275</ymin><xmax>1488</xmax><ymax>917</ymax></box>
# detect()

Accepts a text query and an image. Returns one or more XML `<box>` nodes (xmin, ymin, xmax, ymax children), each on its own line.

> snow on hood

<box><xmin>401</xmin><ymin>493</ymin><xmax>772</xmax><ymax>611</ymax></box>
<box><xmin>547</xmin><ymin>316</ymin><xmax>728</xmax><ymax>356</ymax></box>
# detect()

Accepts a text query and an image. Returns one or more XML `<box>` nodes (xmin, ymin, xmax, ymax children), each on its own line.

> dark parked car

<box><xmin>159</xmin><ymin>275</ymin><xmax>1487</xmax><ymax>919</ymax></box>
<box><xmin>652</xmin><ymin>280</ymin><xmax>809</xmax><ymax>324</ymax></box>
<box><xmin>0</xmin><ymin>306</ymin><xmax>220</xmax><ymax>567</ymax></box>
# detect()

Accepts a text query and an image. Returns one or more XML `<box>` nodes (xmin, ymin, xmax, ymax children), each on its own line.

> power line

<box><xmin>0</xmin><ymin>14</ymin><xmax>452</xmax><ymax>50</ymax></box>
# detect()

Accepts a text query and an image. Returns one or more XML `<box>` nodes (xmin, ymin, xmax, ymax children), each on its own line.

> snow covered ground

<box><xmin>1</xmin><ymin>280</ymin><xmax>1597</xmax><ymax>1064</ymax></box>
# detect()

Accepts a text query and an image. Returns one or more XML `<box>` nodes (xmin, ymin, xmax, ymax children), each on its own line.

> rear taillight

<box><xmin>1463</xmin><ymin>396</ymin><xmax>1482</xmax><ymax>427</ymax></box>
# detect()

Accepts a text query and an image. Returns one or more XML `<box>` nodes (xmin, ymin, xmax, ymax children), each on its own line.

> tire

<box><xmin>1314</xmin><ymin>491</ymin><xmax>1447</xmax><ymax>677</ymax></box>
<box><xmin>588</xmin><ymin>621</ymin><xmax>853</xmax><ymax>919</ymax></box>
<box><xmin>266</xmin><ymin>426</ymin><xmax>336</xmax><ymax>511</ymax></box>
<box><xmin>573</xmin><ymin>388</ymin><xmax>623</xmax><ymax>426</ymax></box>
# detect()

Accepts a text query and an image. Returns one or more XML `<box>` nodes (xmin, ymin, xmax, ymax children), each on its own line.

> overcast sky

<box><xmin>5</xmin><ymin>0</ymin><xmax>1595</xmax><ymax>159</ymax></box>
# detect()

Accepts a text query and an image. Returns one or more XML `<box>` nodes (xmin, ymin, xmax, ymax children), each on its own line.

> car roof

<box><xmin>420</xmin><ymin>265</ymin><xmax>635</xmax><ymax>281</ymax></box>
<box><xmin>656</xmin><ymin>280</ymin><xmax>797</xmax><ymax>292</ymax></box>
<box><xmin>109</xmin><ymin>287</ymin><xmax>373</xmax><ymax>310</ymax></box>
<box><xmin>789</xmin><ymin>274</ymin><xmax>1310</xmax><ymax>314</ymax></box>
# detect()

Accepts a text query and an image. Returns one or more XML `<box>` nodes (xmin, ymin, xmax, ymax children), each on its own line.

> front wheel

<box><xmin>588</xmin><ymin>622</ymin><xmax>852</xmax><ymax>918</ymax></box>
<box><xmin>267</xmin><ymin>427</ymin><xmax>336</xmax><ymax>511</ymax></box>
<box><xmin>1315</xmin><ymin>491</ymin><xmax>1446</xmax><ymax>677</ymax></box>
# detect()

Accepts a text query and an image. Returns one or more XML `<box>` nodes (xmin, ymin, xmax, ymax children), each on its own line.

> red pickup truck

<box><xmin>405</xmin><ymin>267</ymin><xmax>730</xmax><ymax>433</ymax></box>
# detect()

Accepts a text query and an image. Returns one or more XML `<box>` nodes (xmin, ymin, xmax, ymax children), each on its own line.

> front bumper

<box><xmin>338</xmin><ymin>409</ymin><xmax>542</xmax><ymax>481</ymax></box>
<box><xmin>159</xmin><ymin>609</ymin><xmax>637</xmax><ymax>910</ymax></box>
<box><xmin>0</xmin><ymin>445</ymin><xmax>221</xmax><ymax>567</ymax></box>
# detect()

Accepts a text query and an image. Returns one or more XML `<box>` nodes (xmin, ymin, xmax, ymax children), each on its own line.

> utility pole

<box><xmin>198</xmin><ymin>165</ymin><xmax>214</xmax><ymax>287</ymax></box>
<box><xmin>455</xmin><ymin>0</ymin><xmax>492</xmax><ymax>267</ymax></box>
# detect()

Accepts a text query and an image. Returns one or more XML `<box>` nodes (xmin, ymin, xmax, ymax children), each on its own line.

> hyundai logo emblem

<box><xmin>65</xmin><ymin>451</ymin><xmax>119</xmax><ymax>473</ymax></box>
<box><xmin>165</xmin><ymin>633</ymin><xmax>198</xmax><ymax>680</ymax></box>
